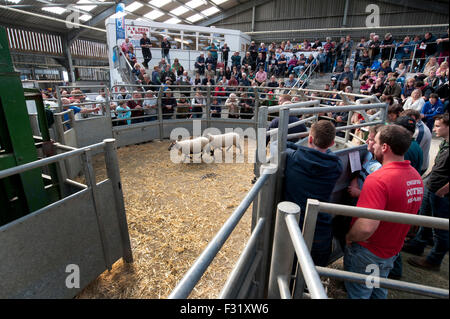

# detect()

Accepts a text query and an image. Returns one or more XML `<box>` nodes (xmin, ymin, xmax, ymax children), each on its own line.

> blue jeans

<box><xmin>427</xmin><ymin>192</ymin><xmax>449</xmax><ymax>265</ymax></box>
<box><xmin>344</xmin><ymin>243</ymin><xmax>395</xmax><ymax>299</ymax></box>
<box><xmin>406</xmin><ymin>187</ymin><xmax>433</xmax><ymax>252</ymax></box>
<box><xmin>162</xmin><ymin>51</ymin><xmax>171</xmax><ymax>65</ymax></box>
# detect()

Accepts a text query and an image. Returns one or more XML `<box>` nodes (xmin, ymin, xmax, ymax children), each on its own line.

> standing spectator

<box><xmin>221</xmin><ymin>43</ymin><xmax>230</xmax><ymax>68</ymax></box>
<box><xmin>395</xmin><ymin>116</ymin><xmax>424</xmax><ymax>174</ymax></box>
<box><xmin>436</xmin><ymin>28</ymin><xmax>449</xmax><ymax>65</ymax></box>
<box><xmin>355</xmin><ymin>37</ymin><xmax>368</xmax><ymax>65</ymax></box>
<box><xmin>421</xmin><ymin>93</ymin><xmax>445</xmax><ymax>131</ymax></box>
<box><xmin>225</xmin><ymin>93</ymin><xmax>240</xmax><ymax>119</ymax></box>
<box><xmin>140</xmin><ymin>33</ymin><xmax>152</xmax><ymax>69</ymax></box>
<box><xmin>368</xmin><ymin>34</ymin><xmax>381</xmax><ymax>63</ymax></box>
<box><xmin>323</xmin><ymin>37</ymin><xmax>335</xmax><ymax>73</ymax></box>
<box><xmin>336</xmin><ymin>37</ymin><xmax>346</xmax><ymax>62</ymax></box>
<box><xmin>191</xmin><ymin>89</ymin><xmax>206</xmax><ymax>119</ymax></box>
<box><xmin>143</xmin><ymin>90</ymin><xmax>157</xmax><ymax>121</ymax></box>
<box><xmin>248</xmin><ymin>41</ymin><xmax>258</xmax><ymax>70</ymax></box>
<box><xmin>380</xmin><ymin>33</ymin><xmax>396</xmax><ymax>62</ymax></box>
<box><xmin>343</xmin><ymin>35</ymin><xmax>353</xmax><ymax>65</ymax></box>
<box><xmin>311</xmin><ymin>39</ymin><xmax>322</xmax><ymax>51</ymax></box>
<box><xmin>161</xmin><ymin>37</ymin><xmax>171</xmax><ymax>65</ymax></box>
<box><xmin>121</xmin><ymin>37</ymin><xmax>133</xmax><ymax>54</ymax></box>
<box><xmin>422</xmin><ymin>32</ymin><xmax>438</xmax><ymax>60</ymax></box>
<box><xmin>406</xmin><ymin>113</ymin><xmax>449</xmax><ymax>271</ymax></box>
<box><xmin>344</xmin><ymin>125</ymin><xmax>423</xmax><ymax>299</ymax></box>
<box><xmin>401</xmin><ymin>109</ymin><xmax>432</xmax><ymax>175</ymax></box>
<box><xmin>127</xmin><ymin>91</ymin><xmax>144</xmax><ymax>124</ymax></box>
<box><xmin>317</xmin><ymin>48</ymin><xmax>327</xmax><ymax>75</ymax></box>
<box><xmin>231</xmin><ymin>51</ymin><xmax>241</xmax><ymax>70</ymax></box>
<box><xmin>206</xmin><ymin>42</ymin><xmax>219</xmax><ymax>66</ymax></box>
<box><xmin>176</xmin><ymin>96</ymin><xmax>191</xmax><ymax>119</ymax></box>
<box><xmin>239</xmin><ymin>92</ymin><xmax>254</xmax><ymax>119</ymax></box>
<box><xmin>161</xmin><ymin>89</ymin><xmax>176</xmax><ymax>119</ymax></box>
<box><xmin>394</xmin><ymin>36</ymin><xmax>413</xmax><ymax>68</ymax></box>
<box><xmin>284</xmin><ymin>120</ymin><xmax>343</xmax><ymax>266</ymax></box>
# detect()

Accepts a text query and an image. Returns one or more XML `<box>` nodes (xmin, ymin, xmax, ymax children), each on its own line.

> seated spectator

<box><xmin>330</xmin><ymin>77</ymin><xmax>339</xmax><ymax>90</ymax></box>
<box><xmin>191</xmin><ymin>89</ymin><xmax>205</xmax><ymax>119</ymax></box>
<box><xmin>195</xmin><ymin>53</ymin><xmax>206</xmax><ymax>75</ymax></box>
<box><xmin>268</xmin><ymin>53</ymin><xmax>278</xmax><ymax>76</ymax></box>
<box><xmin>126</xmin><ymin>46</ymin><xmax>137</xmax><ymax>65</ymax></box>
<box><xmin>293</xmin><ymin>54</ymin><xmax>307</xmax><ymax>76</ymax></box>
<box><xmin>403</xmin><ymin>89</ymin><xmax>425</xmax><ymax>112</ymax></box>
<box><xmin>421</xmin><ymin>93</ymin><xmax>445</xmax><ymax>131</ymax></box>
<box><xmin>225</xmin><ymin>93</ymin><xmax>240</xmax><ymax>119</ymax></box>
<box><xmin>228</xmin><ymin>75</ymin><xmax>238</xmax><ymax>88</ymax></box>
<box><xmin>284</xmin><ymin>40</ymin><xmax>294</xmax><ymax>52</ymax></box>
<box><xmin>210</xmin><ymin>97</ymin><xmax>222</xmax><ymax>118</ymax></box>
<box><xmin>161</xmin><ymin>89</ymin><xmax>176</xmax><ymax>119</ymax></box>
<box><xmin>216</xmin><ymin>68</ymin><xmax>226</xmax><ymax>83</ymax></box>
<box><xmin>383</xmin><ymin>77</ymin><xmax>402</xmax><ymax>99</ymax></box>
<box><xmin>337</xmin><ymin>65</ymin><xmax>353</xmax><ymax>83</ymax></box>
<box><xmin>377</xmin><ymin>60</ymin><xmax>392</xmax><ymax>75</ymax></box>
<box><xmin>358</xmin><ymin>66</ymin><xmax>372</xmax><ymax>82</ymax></box>
<box><xmin>266</xmin><ymin>107</ymin><xmax>307</xmax><ymax>145</ymax></box>
<box><xmin>174</xmin><ymin>97</ymin><xmax>190</xmax><ymax>119</ymax></box>
<box><xmin>284</xmin><ymin>73</ymin><xmax>297</xmax><ymax>88</ymax></box>
<box><xmin>202</xmin><ymin>74</ymin><xmax>215</xmax><ymax>86</ymax></box>
<box><xmin>214</xmin><ymin>81</ymin><xmax>226</xmax><ymax>102</ymax></box>
<box><xmin>161</xmin><ymin>65</ymin><xmax>176</xmax><ymax>84</ymax></box>
<box><xmin>241</xmin><ymin>52</ymin><xmax>253</xmax><ymax>72</ymax></box>
<box><xmin>284</xmin><ymin>120</ymin><xmax>343</xmax><ymax>266</ymax></box>
<box><xmin>158</xmin><ymin>58</ymin><xmax>167</xmax><ymax>72</ymax></box>
<box><xmin>311</xmin><ymin>39</ymin><xmax>322</xmax><ymax>51</ymax></box>
<box><xmin>277</xmin><ymin>54</ymin><xmax>287</xmax><ymax>77</ymax></box>
<box><xmin>240</xmin><ymin>73</ymin><xmax>251</xmax><ymax>87</ymax></box>
<box><xmin>205</xmin><ymin>64</ymin><xmax>216</xmax><ymax>79</ymax></box>
<box><xmin>305</xmin><ymin>54</ymin><xmax>316</xmax><ymax>70</ymax></box>
<box><xmin>360</xmin><ymin>77</ymin><xmax>374</xmax><ymax>94</ymax></box>
<box><xmin>424</xmin><ymin>70</ymin><xmax>441</xmax><ymax>93</ymax></box>
<box><xmin>395</xmin><ymin>116</ymin><xmax>423</xmax><ymax>174</ymax></box>
<box><xmin>267</xmin><ymin>75</ymin><xmax>279</xmax><ymax>88</ymax></box>
<box><xmin>401</xmin><ymin>77</ymin><xmax>416</xmax><ymax>103</ymax></box>
<box><xmin>116</xmin><ymin>101</ymin><xmax>131</xmax><ymax>125</ymax></box>
<box><xmin>239</xmin><ymin>92</ymin><xmax>254</xmax><ymax>119</ymax></box>
<box><xmin>117</xmin><ymin>86</ymin><xmax>131</xmax><ymax>101</ymax></box>
<box><xmin>231</xmin><ymin>51</ymin><xmax>241</xmax><ymax>70</ymax></box>
<box><xmin>256</xmin><ymin>52</ymin><xmax>266</xmax><ymax>70</ymax></box>
<box><xmin>128</xmin><ymin>91</ymin><xmax>144</xmax><ymax>124</ymax></box>
<box><xmin>143</xmin><ymin>90</ymin><xmax>157</xmax><ymax>121</ymax></box>
<box><xmin>287</xmin><ymin>54</ymin><xmax>298</xmax><ymax>75</ymax></box>
<box><xmin>334</xmin><ymin>59</ymin><xmax>344</xmax><ymax>73</ymax></box>
<box><xmin>436</xmin><ymin>61</ymin><xmax>449</xmax><ymax>79</ymax></box>
<box><xmin>151</xmin><ymin>66</ymin><xmax>161</xmax><ymax>85</ymax></box>
<box><xmin>255</xmin><ymin>66</ymin><xmax>268</xmax><ymax>85</ymax></box>
<box><xmin>386</xmin><ymin>101</ymin><xmax>403</xmax><ymax>123</ymax></box>
<box><xmin>395</xmin><ymin>62</ymin><xmax>407</xmax><ymax>85</ymax></box>
<box><xmin>205</xmin><ymin>52</ymin><xmax>216</xmax><ymax>70</ymax></box>
<box><xmin>206</xmin><ymin>42</ymin><xmax>219</xmax><ymax>65</ymax></box>
<box><xmin>338</xmin><ymin>77</ymin><xmax>352</xmax><ymax>91</ymax></box>
<box><xmin>423</xmin><ymin>56</ymin><xmax>439</xmax><ymax>77</ymax></box>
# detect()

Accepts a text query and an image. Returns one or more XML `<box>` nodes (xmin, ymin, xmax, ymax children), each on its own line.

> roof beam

<box><xmin>134</xmin><ymin>0</ymin><xmax>193</xmax><ymax>25</ymax></box>
<box><xmin>198</xmin><ymin>0</ymin><xmax>273</xmax><ymax>27</ymax></box>
<box><xmin>375</xmin><ymin>0</ymin><xmax>449</xmax><ymax>14</ymax></box>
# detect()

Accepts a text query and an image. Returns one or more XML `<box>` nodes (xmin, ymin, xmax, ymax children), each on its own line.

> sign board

<box><xmin>115</xmin><ymin>4</ymin><xmax>125</xmax><ymax>40</ymax></box>
<box><xmin>126</xmin><ymin>25</ymin><xmax>151</xmax><ymax>49</ymax></box>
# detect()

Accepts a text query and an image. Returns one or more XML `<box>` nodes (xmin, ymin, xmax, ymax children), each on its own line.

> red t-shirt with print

<box><xmin>352</xmin><ymin>161</ymin><xmax>424</xmax><ymax>258</ymax></box>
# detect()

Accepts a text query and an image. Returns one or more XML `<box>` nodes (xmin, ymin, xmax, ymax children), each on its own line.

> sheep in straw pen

<box><xmin>206</xmin><ymin>132</ymin><xmax>242</xmax><ymax>155</ymax></box>
<box><xmin>168</xmin><ymin>136</ymin><xmax>210</xmax><ymax>162</ymax></box>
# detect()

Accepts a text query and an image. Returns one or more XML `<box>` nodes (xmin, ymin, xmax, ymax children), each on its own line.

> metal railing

<box><xmin>279</xmin><ymin>199</ymin><xmax>449</xmax><ymax>299</ymax></box>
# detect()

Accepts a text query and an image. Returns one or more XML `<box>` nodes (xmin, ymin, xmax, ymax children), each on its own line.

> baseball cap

<box><xmin>396</xmin><ymin>116</ymin><xmax>416</xmax><ymax>134</ymax></box>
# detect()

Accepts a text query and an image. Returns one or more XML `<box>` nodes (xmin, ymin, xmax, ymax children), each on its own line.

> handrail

<box><xmin>168</xmin><ymin>172</ymin><xmax>271</xmax><ymax>299</ymax></box>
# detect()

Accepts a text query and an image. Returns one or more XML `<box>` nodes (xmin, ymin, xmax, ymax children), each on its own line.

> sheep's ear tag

<box><xmin>177</xmin><ymin>135</ymin><xmax>183</xmax><ymax>141</ymax></box>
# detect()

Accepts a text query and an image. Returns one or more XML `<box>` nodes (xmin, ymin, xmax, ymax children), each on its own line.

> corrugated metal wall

<box><xmin>213</xmin><ymin>0</ymin><xmax>448</xmax><ymax>42</ymax></box>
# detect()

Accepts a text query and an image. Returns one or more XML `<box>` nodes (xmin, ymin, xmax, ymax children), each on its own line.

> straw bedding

<box><xmin>76</xmin><ymin>139</ymin><xmax>256</xmax><ymax>299</ymax></box>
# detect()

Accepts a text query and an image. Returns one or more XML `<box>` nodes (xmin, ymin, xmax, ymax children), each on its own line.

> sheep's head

<box><xmin>205</xmin><ymin>133</ymin><xmax>213</xmax><ymax>141</ymax></box>
<box><xmin>168</xmin><ymin>140</ymin><xmax>177</xmax><ymax>151</ymax></box>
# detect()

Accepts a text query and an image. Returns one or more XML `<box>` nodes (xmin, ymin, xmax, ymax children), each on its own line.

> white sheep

<box><xmin>205</xmin><ymin>132</ymin><xmax>242</xmax><ymax>155</ymax></box>
<box><xmin>168</xmin><ymin>136</ymin><xmax>210</xmax><ymax>162</ymax></box>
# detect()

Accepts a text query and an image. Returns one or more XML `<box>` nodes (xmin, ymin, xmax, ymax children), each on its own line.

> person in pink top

<box><xmin>121</xmin><ymin>37</ymin><xmax>133</xmax><ymax>54</ymax></box>
<box><xmin>255</xmin><ymin>66</ymin><xmax>267</xmax><ymax>86</ymax></box>
<box><xmin>344</xmin><ymin>124</ymin><xmax>424</xmax><ymax>299</ymax></box>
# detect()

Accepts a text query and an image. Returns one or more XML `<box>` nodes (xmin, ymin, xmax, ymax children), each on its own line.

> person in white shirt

<box><xmin>403</xmin><ymin>89</ymin><xmax>425</xmax><ymax>112</ymax></box>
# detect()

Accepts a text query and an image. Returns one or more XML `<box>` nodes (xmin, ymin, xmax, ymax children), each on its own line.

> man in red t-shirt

<box><xmin>344</xmin><ymin>124</ymin><xmax>424</xmax><ymax>299</ymax></box>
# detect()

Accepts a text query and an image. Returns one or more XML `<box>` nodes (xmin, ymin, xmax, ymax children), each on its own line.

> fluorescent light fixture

<box><xmin>75</xmin><ymin>0</ymin><xmax>97</xmax><ymax>12</ymax></box>
<box><xmin>201</xmin><ymin>7</ymin><xmax>220</xmax><ymax>16</ymax></box>
<box><xmin>164</xmin><ymin>17</ymin><xmax>181</xmax><ymax>24</ymax></box>
<box><xmin>212</xmin><ymin>0</ymin><xmax>229</xmax><ymax>4</ymax></box>
<box><xmin>149</xmin><ymin>0</ymin><xmax>171</xmax><ymax>8</ymax></box>
<box><xmin>79</xmin><ymin>14</ymin><xmax>92</xmax><ymax>22</ymax></box>
<box><xmin>170</xmin><ymin>6</ymin><xmax>189</xmax><ymax>16</ymax></box>
<box><xmin>144</xmin><ymin>10</ymin><xmax>164</xmax><ymax>20</ymax></box>
<box><xmin>125</xmin><ymin>1</ymin><xmax>144</xmax><ymax>12</ymax></box>
<box><xmin>187</xmin><ymin>14</ymin><xmax>203</xmax><ymax>22</ymax></box>
<box><xmin>186</xmin><ymin>0</ymin><xmax>206</xmax><ymax>9</ymax></box>
<box><xmin>42</xmin><ymin>7</ymin><xmax>67</xmax><ymax>15</ymax></box>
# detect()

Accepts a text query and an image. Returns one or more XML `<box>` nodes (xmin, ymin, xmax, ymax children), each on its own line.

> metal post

<box><xmin>274</xmin><ymin>107</ymin><xmax>289</xmax><ymax>204</ymax></box>
<box><xmin>206</xmin><ymin>85</ymin><xmax>211</xmax><ymax>127</ymax></box>
<box><xmin>157</xmin><ymin>86</ymin><xmax>164</xmax><ymax>140</ymax></box>
<box><xmin>344</xmin><ymin>110</ymin><xmax>353</xmax><ymax>143</ymax></box>
<box><xmin>81</xmin><ymin>148</ymin><xmax>112</xmax><ymax>271</ymax></box>
<box><xmin>56</xmin><ymin>85</ymin><xmax>63</xmax><ymax>113</ymax></box>
<box><xmin>292</xmin><ymin>198</ymin><xmax>321</xmax><ymax>298</ymax></box>
<box><xmin>268</xmin><ymin>201</ymin><xmax>301</xmax><ymax>298</ymax></box>
<box><xmin>409</xmin><ymin>44</ymin><xmax>417</xmax><ymax>73</ymax></box>
<box><xmin>103</xmin><ymin>139</ymin><xmax>133</xmax><ymax>263</ymax></box>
